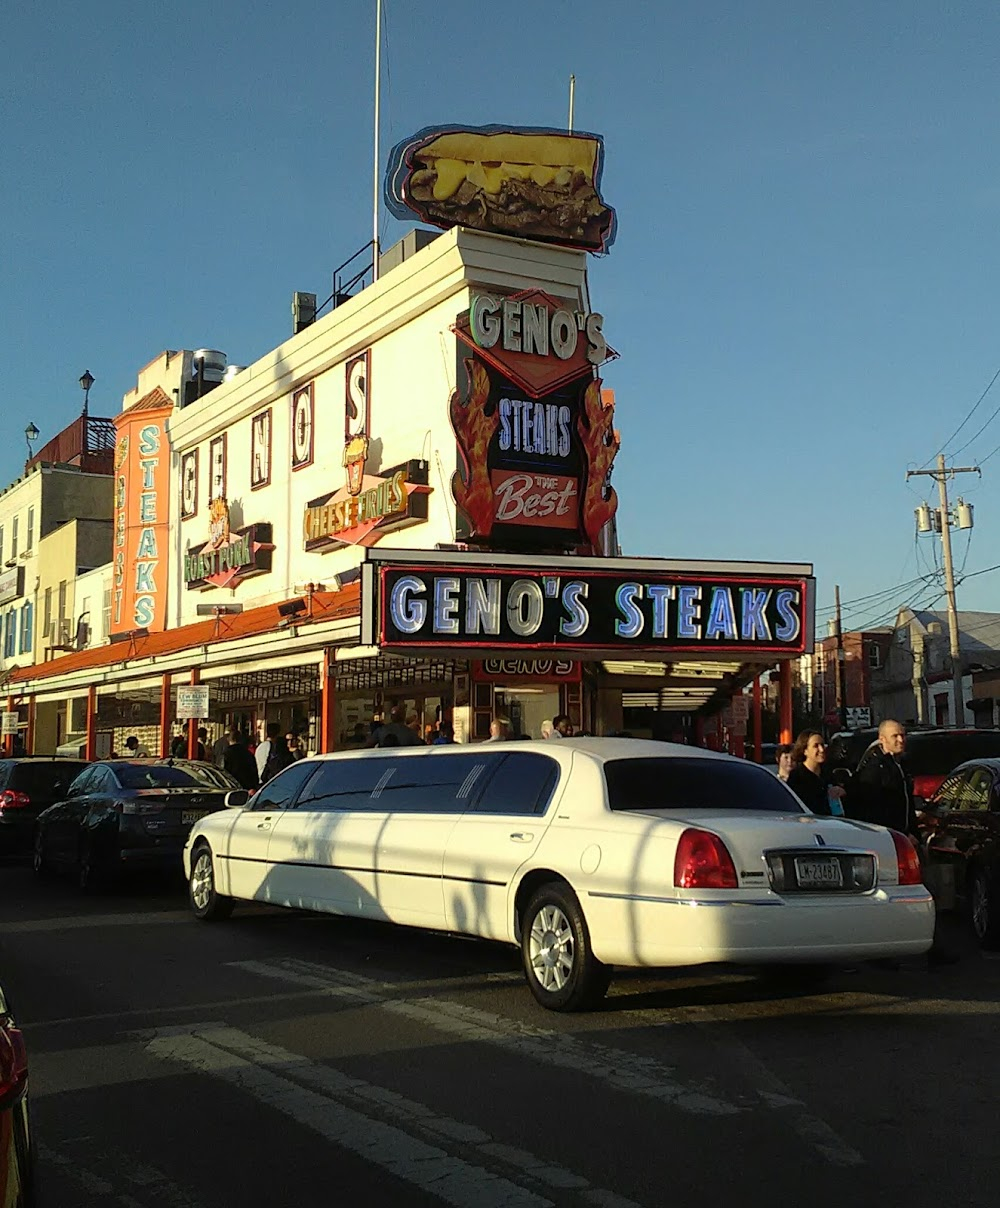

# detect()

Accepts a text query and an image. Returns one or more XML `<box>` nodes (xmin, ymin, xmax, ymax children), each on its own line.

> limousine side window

<box><xmin>250</xmin><ymin>760</ymin><xmax>319</xmax><ymax>811</ymax></box>
<box><xmin>469</xmin><ymin>753</ymin><xmax>559</xmax><ymax>817</ymax></box>
<box><xmin>295</xmin><ymin>754</ymin><xmax>488</xmax><ymax>814</ymax></box>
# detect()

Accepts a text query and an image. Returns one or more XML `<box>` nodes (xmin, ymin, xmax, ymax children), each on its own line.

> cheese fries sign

<box><xmin>384</xmin><ymin>124</ymin><xmax>617</xmax><ymax>253</ymax></box>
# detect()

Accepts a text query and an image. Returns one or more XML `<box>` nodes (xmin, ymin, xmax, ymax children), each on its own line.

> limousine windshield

<box><xmin>604</xmin><ymin>757</ymin><xmax>805</xmax><ymax>813</ymax></box>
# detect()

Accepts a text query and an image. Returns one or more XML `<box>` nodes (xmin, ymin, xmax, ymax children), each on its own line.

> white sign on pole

<box><xmin>1</xmin><ymin>712</ymin><xmax>19</xmax><ymax>737</ymax></box>
<box><xmin>845</xmin><ymin>706</ymin><xmax>871</xmax><ymax>730</ymax></box>
<box><xmin>176</xmin><ymin>685</ymin><xmax>210</xmax><ymax>720</ymax></box>
<box><xmin>730</xmin><ymin>696</ymin><xmax>750</xmax><ymax>724</ymax></box>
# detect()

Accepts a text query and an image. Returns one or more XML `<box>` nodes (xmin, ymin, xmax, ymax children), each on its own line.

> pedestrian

<box><xmin>540</xmin><ymin>720</ymin><xmax>556</xmax><ymax>740</ymax></box>
<box><xmin>487</xmin><ymin>718</ymin><xmax>511</xmax><ymax>742</ymax></box>
<box><xmin>786</xmin><ymin>730</ymin><xmax>845</xmax><ymax>816</ymax></box>
<box><xmin>775</xmin><ymin>743</ymin><xmax>794</xmax><ymax>782</ymax></box>
<box><xmin>433</xmin><ymin>722</ymin><xmax>455</xmax><ymax>745</ymax></box>
<box><xmin>552</xmin><ymin>714</ymin><xmax>574</xmax><ymax>738</ymax></box>
<box><xmin>212</xmin><ymin>729</ymin><xmax>229</xmax><ymax>767</ymax></box>
<box><xmin>255</xmin><ymin>722</ymin><xmax>281</xmax><ymax>779</ymax></box>
<box><xmin>223</xmin><ymin>729</ymin><xmax>260</xmax><ymax>791</ymax></box>
<box><xmin>170</xmin><ymin>728</ymin><xmax>188</xmax><ymax>758</ymax></box>
<box><xmin>261</xmin><ymin>734</ymin><xmax>295</xmax><ymax>784</ymax></box>
<box><xmin>124</xmin><ymin>735</ymin><xmax>151</xmax><ymax>758</ymax></box>
<box><xmin>849</xmin><ymin>719</ymin><xmax>958</xmax><ymax>967</ymax></box>
<box><xmin>195</xmin><ymin>727</ymin><xmax>208</xmax><ymax>761</ymax></box>
<box><xmin>286</xmin><ymin>731</ymin><xmax>305</xmax><ymax>760</ymax></box>
<box><xmin>848</xmin><ymin>720</ymin><xmax>913</xmax><ymax>832</ymax></box>
<box><xmin>367</xmin><ymin>703</ymin><xmax>423</xmax><ymax>748</ymax></box>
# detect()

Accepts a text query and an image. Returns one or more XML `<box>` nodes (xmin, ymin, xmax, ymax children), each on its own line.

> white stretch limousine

<box><xmin>183</xmin><ymin>738</ymin><xmax>935</xmax><ymax>1011</ymax></box>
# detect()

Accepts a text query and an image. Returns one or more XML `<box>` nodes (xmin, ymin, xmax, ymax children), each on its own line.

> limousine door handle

<box><xmin>257</xmin><ymin>816</ymin><xmax>274</xmax><ymax>831</ymax></box>
<box><xmin>509</xmin><ymin>832</ymin><xmax>534</xmax><ymax>842</ymax></box>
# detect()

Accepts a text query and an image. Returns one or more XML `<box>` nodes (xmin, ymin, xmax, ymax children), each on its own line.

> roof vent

<box><xmin>192</xmin><ymin>349</ymin><xmax>227</xmax><ymax>383</ymax></box>
<box><xmin>222</xmin><ymin>365</ymin><xmax>246</xmax><ymax>383</ymax></box>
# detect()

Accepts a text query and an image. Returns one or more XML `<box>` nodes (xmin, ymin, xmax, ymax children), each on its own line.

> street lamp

<box><xmin>24</xmin><ymin>422</ymin><xmax>39</xmax><ymax>462</ymax></box>
<box><xmin>79</xmin><ymin>369</ymin><xmax>94</xmax><ymax>416</ymax></box>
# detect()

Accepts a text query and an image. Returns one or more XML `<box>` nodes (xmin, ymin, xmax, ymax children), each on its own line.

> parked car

<box><xmin>902</xmin><ymin>730</ymin><xmax>1000</xmax><ymax>801</ymax></box>
<box><xmin>0</xmin><ymin>978</ymin><xmax>32</xmax><ymax>1206</ymax></box>
<box><xmin>0</xmin><ymin>758</ymin><xmax>89</xmax><ymax>860</ymax></box>
<box><xmin>184</xmin><ymin>738</ymin><xmax>934</xmax><ymax>1012</ymax></box>
<box><xmin>34</xmin><ymin>759</ymin><xmax>240</xmax><ymax>889</ymax></box>
<box><xmin>919</xmin><ymin>757</ymin><xmax>1000</xmax><ymax>947</ymax></box>
<box><xmin>826</xmin><ymin>728</ymin><xmax>879</xmax><ymax>774</ymax></box>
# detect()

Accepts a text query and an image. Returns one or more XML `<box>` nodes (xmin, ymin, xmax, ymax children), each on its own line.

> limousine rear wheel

<box><xmin>190</xmin><ymin>844</ymin><xmax>234</xmax><ymax>922</ymax></box>
<box><xmin>521</xmin><ymin>883</ymin><xmax>611</xmax><ymax>1012</ymax></box>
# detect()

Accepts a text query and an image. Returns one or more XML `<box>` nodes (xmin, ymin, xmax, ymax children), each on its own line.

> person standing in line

<box><xmin>487</xmin><ymin>718</ymin><xmax>511</xmax><ymax>741</ymax></box>
<box><xmin>261</xmin><ymin>733</ymin><xmax>295</xmax><ymax>784</ymax></box>
<box><xmin>775</xmin><ymin>743</ymin><xmax>794</xmax><ymax>782</ymax></box>
<box><xmin>367</xmin><ymin>703</ymin><xmax>424</xmax><ymax>748</ymax></box>
<box><xmin>786</xmin><ymin>730</ymin><xmax>845</xmax><ymax>816</ymax></box>
<box><xmin>212</xmin><ymin>729</ymin><xmax>229</xmax><ymax>767</ymax></box>
<box><xmin>540</xmin><ymin>720</ymin><xmax>556</xmax><ymax>740</ymax></box>
<box><xmin>433</xmin><ymin>722</ymin><xmax>455</xmax><ymax>745</ymax></box>
<box><xmin>255</xmin><ymin>722</ymin><xmax>281</xmax><ymax>779</ymax></box>
<box><xmin>285</xmin><ymin>731</ymin><xmax>305</xmax><ymax>760</ymax></box>
<box><xmin>223</xmin><ymin>730</ymin><xmax>259</xmax><ymax>791</ymax></box>
<box><xmin>124</xmin><ymin>735</ymin><xmax>151</xmax><ymax>758</ymax></box>
<box><xmin>170</xmin><ymin>729</ymin><xmax>187</xmax><ymax>758</ymax></box>
<box><xmin>552</xmin><ymin>714</ymin><xmax>574</xmax><ymax>738</ymax></box>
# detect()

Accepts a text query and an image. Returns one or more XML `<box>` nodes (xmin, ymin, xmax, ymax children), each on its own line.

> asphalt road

<box><xmin>1</xmin><ymin>864</ymin><xmax>996</xmax><ymax>1208</ymax></box>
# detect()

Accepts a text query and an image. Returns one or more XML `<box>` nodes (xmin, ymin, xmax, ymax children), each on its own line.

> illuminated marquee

<box><xmin>364</xmin><ymin>560</ymin><xmax>814</xmax><ymax>656</ymax></box>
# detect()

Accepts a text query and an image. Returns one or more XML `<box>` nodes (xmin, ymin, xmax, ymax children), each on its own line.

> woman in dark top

<box><xmin>261</xmin><ymin>735</ymin><xmax>295</xmax><ymax>784</ymax></box>
<box><xmin>786</xmin><ymin>730</ymin><xmax>845</xmax><ymax>816</ymax></box>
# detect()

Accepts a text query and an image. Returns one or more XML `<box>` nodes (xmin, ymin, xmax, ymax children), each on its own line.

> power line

<box><xmin>921</xmin><ymin>363</ymin><xmax>1000</xmax><ymax>467</ymax></box>
<box><xmin>814</xmin><ymin>574</ymin><xmax>931</xmax><ymax>617</ymax></box>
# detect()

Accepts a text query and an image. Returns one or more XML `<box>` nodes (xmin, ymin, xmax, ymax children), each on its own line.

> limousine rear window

<box><xmin>604</xmin><ymin>757</ymin><xmax>804</xmax><ymax>814</ymax></box>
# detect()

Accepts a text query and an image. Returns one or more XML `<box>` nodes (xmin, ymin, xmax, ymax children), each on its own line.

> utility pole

<box><xmin>907</xmin><ymin>454</ymin><xmax>980</xmax><ymax>727</ymax></box>
<box><xmin>833</xmin><ymin>584</ymin><xmax>846</xmax><ymax>731</ymax></box>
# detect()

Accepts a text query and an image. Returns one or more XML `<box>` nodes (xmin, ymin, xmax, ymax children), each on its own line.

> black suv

<box><xmin>0</xmin><ymin>758</ymin><xmax>89</xmax><ymax>859</ymax></box>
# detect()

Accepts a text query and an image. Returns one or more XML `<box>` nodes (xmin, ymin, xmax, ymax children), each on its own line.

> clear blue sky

<box><xmin>6</xmin><ymin>0</ymin><xmax>1000</xmax><ymax>633</ymax></box>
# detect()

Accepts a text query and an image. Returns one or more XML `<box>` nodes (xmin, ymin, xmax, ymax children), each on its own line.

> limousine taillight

<box><xmin>673</xmin><ymin>828</ymin><xmax>739</xmax><ymax>890</ymax></box>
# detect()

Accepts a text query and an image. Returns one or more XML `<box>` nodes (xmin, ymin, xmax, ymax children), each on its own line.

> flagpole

<box><xmin>372</xmin><ymin>0</ymin><xmax>382</xmax><ymax>282</ymax></box>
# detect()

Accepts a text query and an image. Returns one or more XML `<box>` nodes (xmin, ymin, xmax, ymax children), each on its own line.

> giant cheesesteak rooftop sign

<box><xmin>362</xmin><ymin>553</ymin><xmax>815</xmax><ymax>657</ymax></box>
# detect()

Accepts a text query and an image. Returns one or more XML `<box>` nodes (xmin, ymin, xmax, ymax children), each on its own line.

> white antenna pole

<box><xmin>568</xmin><ymin>74</ymin><xmax>576</xmax><ymax>133</ymax></box>
<box><xmin>372</xmin><ymin>0</ymin><xmax>383</xmax><ymax>282</ymax></box>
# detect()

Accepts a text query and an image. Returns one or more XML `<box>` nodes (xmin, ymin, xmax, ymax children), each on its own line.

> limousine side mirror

<box><xmin>224</xmin><ymin>789</ymin><xmax>250</xmax><ymax>808</ymax></box>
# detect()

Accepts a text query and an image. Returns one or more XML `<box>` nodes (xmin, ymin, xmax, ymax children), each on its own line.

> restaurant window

<box><xmin>26</xmin><ymin>506</ymin><xmax>34</xmax><ymax>552</ymax></box>
<box><xmin>209</xmin><ymin>435</ymin><xmax>227</xmax><ymax>500</ymax></box>
<box><xmin>10</xmin><ymin>517</ymin><xmax>18</xmax><ymax>560</ymax></box>
<box><xmin>19</xmin><ymin>602</ymin><xmax>32</xmax><ymax>654</ymax></box>
<box><xmin>250</xmin><ymin>409</ymin><xmax>272</xmax><ymax>490</ymax></box>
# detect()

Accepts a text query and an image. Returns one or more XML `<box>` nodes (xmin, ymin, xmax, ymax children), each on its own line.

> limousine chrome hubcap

<box><xmin>529</xmin><ymin>905</ymin><xmax>575</xmax><ymax>991</ymax></box>
<box><xmin>191</xmin><ymin>853</ymin><xmax>213</xmax><ymax>910</ymax></box>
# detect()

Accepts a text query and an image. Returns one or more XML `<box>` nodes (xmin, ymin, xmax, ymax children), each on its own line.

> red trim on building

<box><xmin>10</xmin><ymin>585</ymin><xmax>362</xmax><ymax>687</ymax></box>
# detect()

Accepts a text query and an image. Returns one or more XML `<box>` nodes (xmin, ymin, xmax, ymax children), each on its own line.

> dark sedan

<box><xmin>0</xmin><ymin>758</ymin><xmax>88</xmax><ymax>860</ymax></box>
<box><xmin>919</xmin><ymin>757</ymin><xmax>1000</xmax><ymax>948</ymax></box>
<box><xmin>34</xmin><ymin>759</ymin><xmax>240</xmax><ymax>890</ymax></box>
<box><xmin>0</xmin><ymin>979</ymin><xmax>32</xmax><ymax>1207</ymax></box>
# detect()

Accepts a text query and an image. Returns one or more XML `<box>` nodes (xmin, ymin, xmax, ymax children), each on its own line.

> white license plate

<box><xmin>794</xmin><ymin>857</ymin><xmax>843</xmax><ymax>888</ymax></box>
<box><xmin>182</xmin><ymin>809</ymin><xmax>208</xmax><ymax>825</ymax></box>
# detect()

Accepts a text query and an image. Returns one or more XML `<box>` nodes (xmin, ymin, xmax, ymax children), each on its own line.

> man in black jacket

<box><xmin>849</xmin><ymin>720</ymin><xmax>913</xmax><ymax>834</ymax></box>
<box><xmin>223</xmin><ymin>730</ymin><xmax>259</xmax><ymax>791</ymax></box>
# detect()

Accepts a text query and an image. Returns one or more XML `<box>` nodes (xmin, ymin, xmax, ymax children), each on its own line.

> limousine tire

<box><xmin>189</xmin><ymin>844</ymin><xmax>234</xmax><ymax>922</ymax></box>
<box><xmin>521</xmin><ymin>883</ymin><xmax>612</xmax><ymax>1012</ymax></box>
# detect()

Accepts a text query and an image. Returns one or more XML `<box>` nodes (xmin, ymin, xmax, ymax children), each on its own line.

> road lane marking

<box><xmin>228</xmin><ymin>956</ymin><xmax>739</xmax><ymax>1116</ymax></box>
<box><xmin>147</xmin><ymin>1025</ymin><xmax>553</xmax><ymax>1208</ymax></box>
<box><xmin>175</xmin><ymin>1024</ymin><xmax>644</xmax><ymax>1208</ymax></box>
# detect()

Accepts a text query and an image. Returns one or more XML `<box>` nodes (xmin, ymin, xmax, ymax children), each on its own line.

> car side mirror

<box><xmin>224</xmin><ymin>789</ymin><xmax>250</xmax><ymax>808</ymax></box>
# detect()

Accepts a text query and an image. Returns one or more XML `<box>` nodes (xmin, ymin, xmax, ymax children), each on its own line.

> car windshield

<box><xmin>113</xmin><ymin>764</ymin><xmax>219</xmax><ymax>789</ymax></box>
<box><xmin>10</xmin><ymin>761</ymin><xmax>88</xmax><ymax>794</ymax></box>
<box><xmin>604</xmin><ymin>757</ymin><xmax>804</xmax><ymax>813</ymax></box>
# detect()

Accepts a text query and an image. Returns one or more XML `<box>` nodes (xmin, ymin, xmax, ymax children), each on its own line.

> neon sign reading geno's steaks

<box><xmin>375</xmin><ymin>567</ymin><xmax>811</xmax><ymax>654</ymax></box>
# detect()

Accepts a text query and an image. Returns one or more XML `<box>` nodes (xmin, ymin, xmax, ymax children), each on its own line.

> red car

<box><xmin>0</xmin><ymin>980</ymin><xmax>32</xmax><ymax>1206</ymax></box>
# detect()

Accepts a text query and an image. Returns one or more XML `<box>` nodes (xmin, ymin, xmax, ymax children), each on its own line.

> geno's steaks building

<box><xmin>8</xmin><ymin>124</ymin><xmax>812</xmax><ymax>755</ymax></box>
